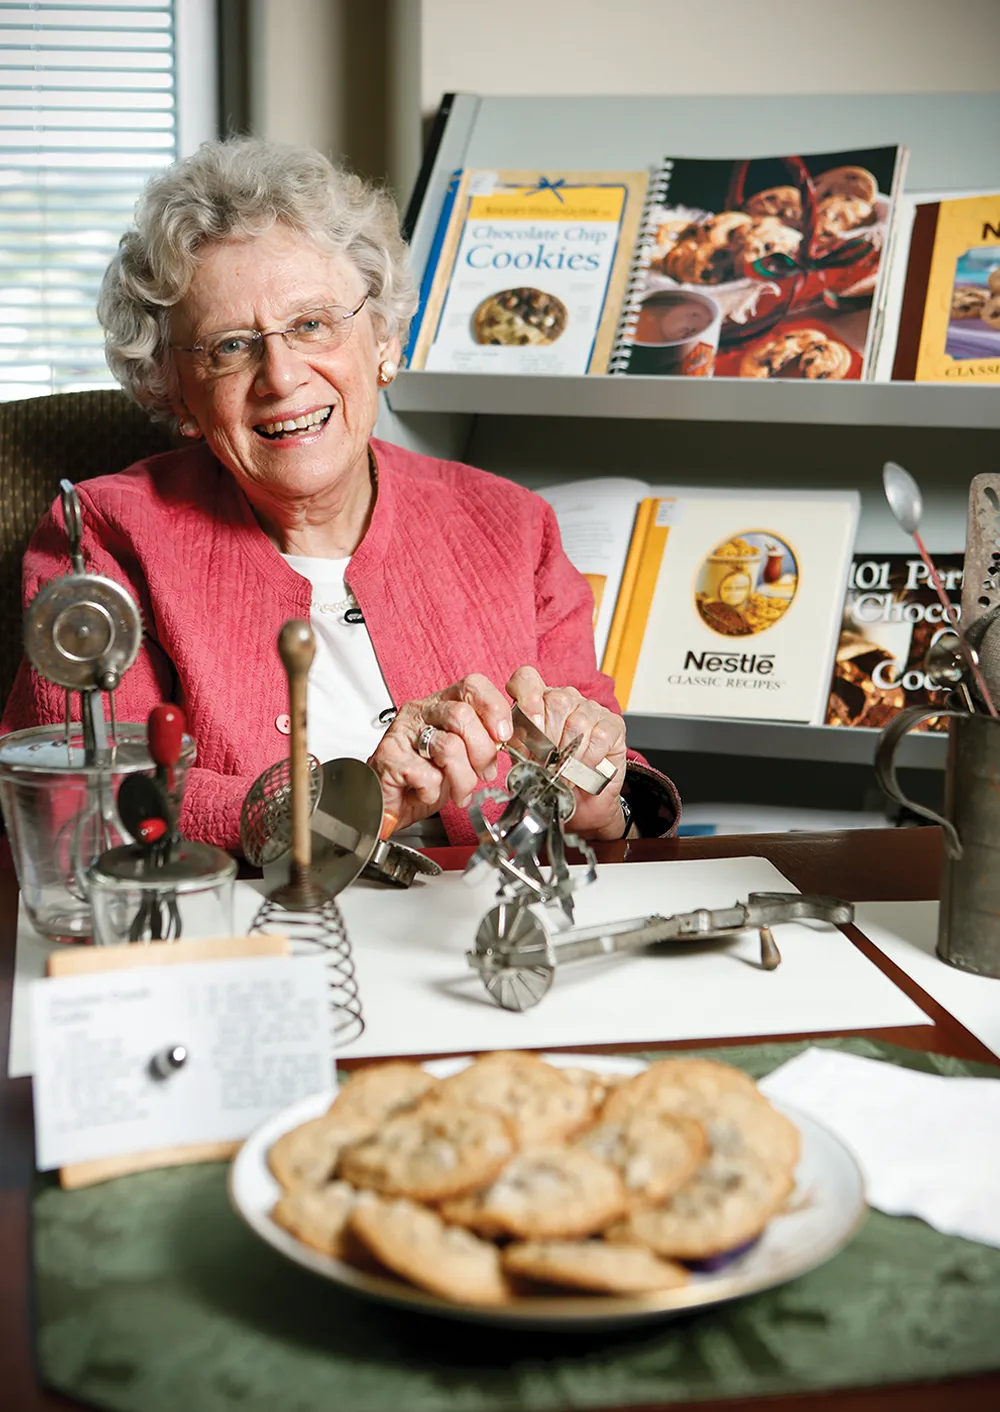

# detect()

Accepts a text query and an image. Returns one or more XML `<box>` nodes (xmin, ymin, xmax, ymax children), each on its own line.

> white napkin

<box><xmin>760</xmin><ymin>1047</ymin><xmax>1000</xmax><ymax>1249</ymax></box>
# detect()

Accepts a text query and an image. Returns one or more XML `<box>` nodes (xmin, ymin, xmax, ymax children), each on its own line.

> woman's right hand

<box><xmin>368</xmin><ymin>673</ymin><xmax>513</xmax><ymax>834</ymax></box>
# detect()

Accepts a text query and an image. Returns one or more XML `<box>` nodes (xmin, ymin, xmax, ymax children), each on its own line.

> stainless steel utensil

<box><xmin>23</xmin><ymin>481</ymin><xmax>141</xmax><ymax>767</ymax></box>
<box><xmin>924</xmin><ymin>632</ymin><xmax>976</xmax><ymax>713</ymax></box>
<box><xmin>246</xmin><ymin>754</ymin><xmax>443</xmax><ymax>891</ymax></box>
<box><xmin>468</xmin><ymin>892</ymin><xmax>854</xmax><ymax>1011</ymax></box>
<box><xmin>241</xmin><ymin>754</ymin><xmax>324</xmax><ymax>866</ymax></box>
<box><xmin>506</xmin><ymin>704</ymin><xmax>616</xmax><ymax>796</ymax></box>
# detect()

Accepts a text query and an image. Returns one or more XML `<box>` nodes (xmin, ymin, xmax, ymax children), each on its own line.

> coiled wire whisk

<box><xmin>249</xmin><ymin>894</ymin><xmax>364</xmax><ymax>1045</ymax></box>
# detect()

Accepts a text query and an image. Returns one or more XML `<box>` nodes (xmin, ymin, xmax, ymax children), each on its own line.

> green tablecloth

<box><xmin>34</xmin><ymin>1038</ymin><xmax>1000</xmax><ymax>1412</ymax></box>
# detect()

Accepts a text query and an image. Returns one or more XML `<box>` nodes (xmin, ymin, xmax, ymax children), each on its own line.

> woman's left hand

<box><xmin>506</xmin><ymin>666</ymin><xmax>630</xmax><ymax>840</ymax></box>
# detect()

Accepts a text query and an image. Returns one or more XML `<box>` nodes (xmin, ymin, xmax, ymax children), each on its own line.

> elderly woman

<box><xmin>2</xmin><ymin>137</ymin><xmax>678</xmax><ymax>851</ymax></box>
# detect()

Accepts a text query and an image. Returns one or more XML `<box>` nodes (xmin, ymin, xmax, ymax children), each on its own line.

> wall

<box><xmin>416</xmin><ymin>0</ymin><xmax>1000</xmax><ymax>106</ymax></box>
<box><xmin>247</xmin><ymin>0</ymin><xmax>390</xmax><ymax>181</ymax></box>
<box><xmin>397</xmin><ymin>0</ymin><xmax>1000</xmax><ymax>202</ymax></box>
<box><xmin>246</xmin><ymin>0</ymin><xmax>1000</xmax><ymax>205</ymax></box>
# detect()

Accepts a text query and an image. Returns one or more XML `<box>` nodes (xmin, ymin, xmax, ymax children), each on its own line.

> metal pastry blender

<box><xmin>468</xmin><ymin>892</ymin><xmax>856</xmax><ymax>1011</ymax></box>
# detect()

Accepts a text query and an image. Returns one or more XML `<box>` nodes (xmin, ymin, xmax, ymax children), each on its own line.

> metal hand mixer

<box><xmin>23</xmin><ymin>480</ymin><xmax>142</xmax><ymax>768</ymax></box>
<box><xmin>22</xmin><ymin>480</ymin><xmax>142</xmax><ymax>880</ymax></box>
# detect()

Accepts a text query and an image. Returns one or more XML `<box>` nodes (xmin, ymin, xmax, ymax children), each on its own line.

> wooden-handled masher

<box><xmin>248</xmin><ymin>619</ymin><xmax>365</xmax><ymax>1044</ymax></box>
<box><xmin>271</xmin><ymin>620</ymin><xmax>327</xmax><ymax>909</ymax></box>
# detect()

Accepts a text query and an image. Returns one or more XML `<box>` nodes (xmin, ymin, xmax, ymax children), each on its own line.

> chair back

<box><xmin>0</xmin><ymin>390</ymin><xmax>174</xmax><ymax>712</ymax></box>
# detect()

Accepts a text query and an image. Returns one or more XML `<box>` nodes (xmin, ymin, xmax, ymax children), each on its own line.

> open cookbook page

<box><xmin>611</xmin><ymin>146</ymin><xmax>907</xmax><ymax>381</ymax></box>
<box><xmin>536</xmin><ymin>477</ymin><xmax>651</xmax><ymax>667</ymax></box>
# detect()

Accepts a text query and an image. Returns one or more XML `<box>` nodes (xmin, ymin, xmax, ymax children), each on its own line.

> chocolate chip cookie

<box><xmin>743</xmin><ymin>186</ymin><xmax>803</xmax><ymax>227</ymax></box>
<box><xmin>503</xmin><ymin>1239</ymin><xmax>689</xmax><ymax>1294</ymax></box>
<box><xmin>951</xmin><ymin>285</ymin><xmax>988</xmax><ymax>320</ymax></box>
<box><xmin>979</xmin><ymin>294</ymin><xmax>1000</xmax><ymax>330</ymax></box>
<box><xmin>814</xmin><ymin>165</ymin><xmax>878</xmax><ymax>204</ymax></box>
<box><xmin>472</xmin><ymin>288</ymin><xmax>567</xmax><ymax>345</ymax></box>
<box><xmin>739</xmin><ymin>328</ymin><xmax>851</xmax><ymax>380</ymax></box>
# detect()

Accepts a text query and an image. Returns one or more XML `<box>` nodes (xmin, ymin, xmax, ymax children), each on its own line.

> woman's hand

<box><xmin>368</xmin><ymin>673</ymin><xmax>512</xmax><ymax>833</ymax></box>
<box><xmin>506</xmin><ymin>666</ymin><xmax>629</xmax><ymax>840</ymax></box>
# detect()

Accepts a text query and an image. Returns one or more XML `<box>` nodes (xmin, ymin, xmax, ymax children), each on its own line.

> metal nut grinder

<box><xmin>464</xmin><ymin>706</ymin><xmax>854</xmax><ymax>1011</ymax></box>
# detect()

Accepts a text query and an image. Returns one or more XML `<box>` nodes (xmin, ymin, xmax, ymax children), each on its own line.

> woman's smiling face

<box><xmin>169</xmin><ymin>222</ymin><xmax>398</xmax><ymax>508</ymax></box>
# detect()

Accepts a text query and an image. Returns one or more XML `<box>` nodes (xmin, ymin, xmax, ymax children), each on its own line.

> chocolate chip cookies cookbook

<box><xmin>609</xmin><ymin>146</ymin><xmax>907</xmax><ymax>381</ymax></box>
<box><xmin>891</xmin><ymin>193</ymin><xmax>1000</xmax><ymax>382</ymax></box>
<box><xmin>826</xmin><ymin>553</ymin><xmax>964</xmax><ymax>730</ymax></box>
<box><xmin>541</xmin><ymin>481</ymin><xmax>860</xmax><ymax>724</ymax></box>
<box><xmin>406</xmin><ymin>170</ymin><xmax>648</xmax><ymax>375</ymax></box>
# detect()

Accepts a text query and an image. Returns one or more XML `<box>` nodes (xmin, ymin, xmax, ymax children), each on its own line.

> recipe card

<box><xmin>32</xmin><ymin>952</ymin><xmax>331</xmax><ymax>1171</ymax></box>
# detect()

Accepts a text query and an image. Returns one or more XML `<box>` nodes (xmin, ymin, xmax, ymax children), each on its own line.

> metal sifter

<box><xmin>241</xmin><ymin>755</ymin><xmax>442</xmax><ymax>891</ymax></box>
<box><xmin>241</xmin><ymin>754</ymin><xmax>324</xmax><ymax>867</ymax></box>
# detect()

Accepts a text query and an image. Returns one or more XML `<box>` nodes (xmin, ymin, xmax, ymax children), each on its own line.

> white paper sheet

<box><xmin>32</xmin><ymin>953</ymin><xmax>331</xmax><ymax>1170</ymax></box>
<box><xmin>762</xmin><ymin>1047</ymin><xmax>1000</xmax><ymax>1248</ymax></box>
<box><xmin>854</xmin><ymin>900</ymin><xmax>1000</xmax><ymax>1061</ymax></box>
<box><xmin>226</xmin><ymin>856</ymin><xmax>928</xmax><ymax>1059</ymax></box>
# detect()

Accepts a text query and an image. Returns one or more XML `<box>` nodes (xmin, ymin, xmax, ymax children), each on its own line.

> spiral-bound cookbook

<box><xmin>609</xmin><ymin>145</ymin><xmax>907</xmax><ymax>381</ymax></box>
<box><xmin>406</xmin><ymin>169</ymin><xmax>648</xmax><ymax>375</ymax></box>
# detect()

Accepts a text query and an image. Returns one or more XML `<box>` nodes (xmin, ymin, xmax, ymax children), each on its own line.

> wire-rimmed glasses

<box><xmin>171</xmin><ymin>293</ymin><xmax>369</xmax><ymax>379</ymax></box>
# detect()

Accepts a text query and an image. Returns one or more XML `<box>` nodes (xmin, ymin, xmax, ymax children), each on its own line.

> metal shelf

<box><xmin>387</xmin><ymin>372</ymin><xmax>999</xmax><ymax>429</ymax></box>
<box><xmin>625</xmin><ymin>715</ymin><xmax>947</xmax><ymax>770</ymax></box>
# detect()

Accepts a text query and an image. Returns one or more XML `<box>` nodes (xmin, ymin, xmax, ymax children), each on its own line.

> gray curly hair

<box><xmin>98</xmin><ymin>136</ymin><xmax>417</xmax><ymax>421</ymax></box>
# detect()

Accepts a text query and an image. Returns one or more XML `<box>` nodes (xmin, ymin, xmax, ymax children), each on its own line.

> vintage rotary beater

<box><xmin>464</xmin><ymin>707</ymin><xmax>854</xmax><ymax>1011</ymax></box>
<box><xmin>24</xmin><ymin>480</ymin><xmax>141</xmax><ymax>770</ymax></box>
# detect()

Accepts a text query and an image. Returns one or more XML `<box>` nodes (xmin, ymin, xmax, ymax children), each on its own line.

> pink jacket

<box><xmin>2</xmin><ymin>438</ymin><xmax>679</xmax><ymax>850</ymax></box>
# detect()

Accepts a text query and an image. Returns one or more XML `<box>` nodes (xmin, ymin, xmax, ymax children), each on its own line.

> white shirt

<box><xmin>281</xmin><ymin>554</ymin><xmax>396</xmax><ymax>766</ymax></box>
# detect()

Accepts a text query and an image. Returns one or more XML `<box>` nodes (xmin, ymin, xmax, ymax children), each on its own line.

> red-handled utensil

<box><xmin>148</xmin><ymin>703</ymin><xmax>186</xmax><ymax>793</ymax></box>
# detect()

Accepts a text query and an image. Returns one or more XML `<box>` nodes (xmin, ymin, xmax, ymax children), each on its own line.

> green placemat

<box><xmin>34</xmin><ymin>1038</ymin><xmax>1000</xmax><ymax>1412</ymax></box>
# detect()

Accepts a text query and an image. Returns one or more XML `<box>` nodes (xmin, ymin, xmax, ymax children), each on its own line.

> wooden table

<box><xmin>2</xmin><ymin>826</ymin><xmax>998</xmax><ymax>1412</ymax></box>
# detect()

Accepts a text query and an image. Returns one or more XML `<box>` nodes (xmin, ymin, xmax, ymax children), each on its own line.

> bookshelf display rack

<box><xmin>379</xmin><ymin>91</ymin><xmax>1000</xmax><ymax>773</ymax></box>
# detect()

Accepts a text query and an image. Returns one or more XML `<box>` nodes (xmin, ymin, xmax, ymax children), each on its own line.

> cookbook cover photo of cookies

<box><xmin>891</xmin><ymin>192</ymin><xmax>1000</xmax><ymax>382</ymax></box>
<box><xmin>408</xmin><ymin>169</ymin><xmax>648</xmax><ymax>376</ymax></box>
<box><xmin>825</xmin><ymin>553</ymin><xmax>964</xmax><ymax>731</ymax></box>
<box><xmin>602</xmin><ymin>488</ymin><xmax>860</xmax><ymax>724</ymax></box>
<box><xmin>611</xmin><ymin>145</ymin><xmax>907</xmax><ymax>382</ymax></box>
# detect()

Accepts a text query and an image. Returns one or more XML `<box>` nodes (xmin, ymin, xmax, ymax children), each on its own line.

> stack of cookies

<box><xmin>267</xmin><ymin>1051</ymin><xmax>800</xmax><ymax>1307</ymax></box>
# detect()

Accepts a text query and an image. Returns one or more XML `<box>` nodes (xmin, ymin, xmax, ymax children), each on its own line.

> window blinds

<box><xmin>0</xmin><ymin>1</ymin><xmax>178</xmax><ymax>400</ymax></box>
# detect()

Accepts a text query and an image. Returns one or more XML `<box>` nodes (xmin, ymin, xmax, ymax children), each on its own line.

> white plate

<box><xmin>228</xmin><ymin>1054</ymin><xmax>866</xmax><ymax>1330</ymax></box>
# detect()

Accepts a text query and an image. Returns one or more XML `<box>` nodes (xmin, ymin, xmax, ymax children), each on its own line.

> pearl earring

<box><xmin>179</xmin><ymin>418</ymin><xmax>200</xmax><ymax>437</ymax></box>
<box><xmin>377</xmin><ymin>358</ymin><xmax>397</xmax><ymax>386</ymax></box>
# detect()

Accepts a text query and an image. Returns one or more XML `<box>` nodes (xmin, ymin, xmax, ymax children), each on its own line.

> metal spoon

<box><xmin>882</xmin><ymin>462</ymin><xmax>997</xmax><ymax>717</ymax></box>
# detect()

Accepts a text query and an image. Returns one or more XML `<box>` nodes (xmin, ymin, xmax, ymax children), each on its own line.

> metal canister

<box><xmin>875</xmin><ymin>706</ymin><xmax>1000</xmax><ymax>978</ymax></box>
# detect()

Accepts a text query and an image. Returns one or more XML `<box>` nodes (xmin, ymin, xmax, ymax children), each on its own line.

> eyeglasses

<box><xmin>171</xmin><ymin>293</ymin><xmax>369</xmax><ymax>378</ymax></box>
